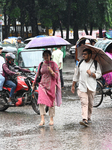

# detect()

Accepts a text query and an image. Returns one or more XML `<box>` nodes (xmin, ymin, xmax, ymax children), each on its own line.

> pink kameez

<box><xmin>34</xmin><ymin>60</ymin><xmax>62</xmax><ymax>107</ymax></box>
<box><xmin>103</xmin><ymin>52</ymin><xmax>112</xmax><ymax>85</ymax></box>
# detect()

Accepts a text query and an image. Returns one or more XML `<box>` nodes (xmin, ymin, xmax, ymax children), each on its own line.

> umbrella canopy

<box><xmin>94</xmin><ymin>39</ymin><xmax>112</xmax><ymax>52</ymax></box>
<box><xmin>76</xmin><ymin>35</ymin><xmax>97</xmax><ymax>47</ymax></box>
<box><xmin>25</xmin><ymin>36</ymin><xmax>71</xmax><ymax>49</ymax></box>
<box><xmin>76</xmin><ymin>44</ymin><xmax>112</xmax><ymax>75</ymax></box>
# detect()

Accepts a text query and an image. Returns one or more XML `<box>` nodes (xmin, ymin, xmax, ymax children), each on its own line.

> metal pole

<box><xmin>0</xmin><ymin>22</ymin><xmax>2</xmax><ymax>42</ymax></box>
<box><xmin>0</xmin><ymin>5</ymin><xmax>2</xmax><ymax>42</ymax></box>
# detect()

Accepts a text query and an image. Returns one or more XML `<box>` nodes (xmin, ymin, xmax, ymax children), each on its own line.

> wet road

<box><xmin>0</xmin><ymin>56</ymin><xmax>112</xmax><ymax>150</ymax></box>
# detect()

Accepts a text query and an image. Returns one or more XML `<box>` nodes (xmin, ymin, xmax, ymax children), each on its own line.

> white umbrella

<box><xmin>76</xmin><ymin>44</ymin><xmax>112</xmax><ymax>75</ymax></box>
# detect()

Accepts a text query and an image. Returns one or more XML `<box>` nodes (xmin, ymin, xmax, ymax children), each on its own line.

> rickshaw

<box><xmin>93</xmin><ymin>39</ymin><xmax>112</xmax><ymax>107</ymax></box>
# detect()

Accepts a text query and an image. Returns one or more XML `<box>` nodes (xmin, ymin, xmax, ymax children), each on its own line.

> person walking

<box><xmin>71</xmin><ymin>48</ymin><xmax>102</xmax><ymax>127</ymax></box>
<box><xmin>0</xmin><ymin>46</ymin><xmax>5</xmax><ymax>91</ymax></box>
<box><xmin>52</xmin><ymin>46</ymin><xmax>64</xmax><ymax>88</ymax></box>
<box><xmin>32</xmin><ymin>50</ymin><xmax>62</xmax><ymax>127</ymax></box>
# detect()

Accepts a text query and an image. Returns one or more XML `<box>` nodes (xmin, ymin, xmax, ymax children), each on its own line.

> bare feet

<box><xmin>49</xmin><ymin>117</ymin><xmax>54</xmax><ymax>126</ymax></box>
<box><xmin>49</xmin><ymin>121</ymin><xmax>54</xmax><ymax>126</ymax></box>
<box><xmin>39</xmin><ymin>121</ymin><xmax>45</xmax><ymax>127</ymax></box>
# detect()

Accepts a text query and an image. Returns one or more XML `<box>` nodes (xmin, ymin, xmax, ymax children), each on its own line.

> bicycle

<box><xmin>93</xmin><ymin>78</ymin><xmax>112</xmax><ymax>107</ymax></box>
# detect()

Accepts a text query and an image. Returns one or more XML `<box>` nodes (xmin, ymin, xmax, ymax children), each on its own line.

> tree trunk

<box><xmin>52</xmin><ymin>23</ymin><xmax>56</xmax><ymax>36</ymax></box>
<box><xmin>7</xmin><ymin>16</ymin><xmax>11</xmax><ymax>37</ymax></box>
<box><xmin>26</xmin><ymin>25</ymin><xmax>28</xmax><ymax>38</ymax></box>
<box><xmin>90</xmin><ymin>23</ymin><xmax>93</xmax><ymax>35</ymax></box>
<box><xmin>84</xmin><ymin>25</ymin><xmax>89</xmax><ymax>35</ymax></box>
<box><xmin>73</xmin><ymin>24</ymin><xmax>79</xmax><ymax>44</ymax></box>
<box><xmin>14</xmin><ymin>21</ymin><xmax>17</xmax><ymax>37</ymax></box>
<box><xmin>66</xmin><ymin>0</ymin><xmax>72</xmax><ymax>40</ymax></box>
<box><xmin>59</xmin><ymin>21</ymin><xmax>63</xmax><ymax>38</ymax></box>
<box><xmin>3</xmin><ymin>12</ymin><xmax>7</xmax><ymax>39</ymax></box>
<box><xmin>99</xmin><ymin>27</ymin><xmax>103</xmax><ymax>38</ymax></box>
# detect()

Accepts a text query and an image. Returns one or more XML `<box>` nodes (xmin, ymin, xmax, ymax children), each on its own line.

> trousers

<box><xmin>39</xmin><ymin>103</ymin><xmax>55</xmax><ymax>118</ymax></box>
<box><xmin>59</xmin><ymin>69</ymin><xmax>64</xmax><ymax>88</ymax></box>
<box><xmin>77</xmin><ymin>89</ymin><xmax>95</xmax><ymax>120</ymax></box>
<box><xmin>5</xmin><ymin>80</ymin><xmax>17</xmax><ymax>97</ymax></box>
<box><xmin>0</xmin><ymin>74</ymin><xmax>5</xmax><ymax>91</ymax></box>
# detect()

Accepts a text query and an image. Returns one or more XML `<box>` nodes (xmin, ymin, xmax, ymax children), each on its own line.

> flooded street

<box><xmin>0</xmin><ymin>56</ymin><xmax>112</xmax><ymax>150</ymax></box>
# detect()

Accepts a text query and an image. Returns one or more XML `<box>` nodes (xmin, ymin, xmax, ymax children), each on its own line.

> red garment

<box><xmin>34</xmin><ymin>61</ymin><xmax>62</xmax><ymax>107</ymax></box>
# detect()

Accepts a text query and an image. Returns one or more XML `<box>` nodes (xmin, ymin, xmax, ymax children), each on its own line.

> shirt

<box><xmin>0</xmin><ymin>56</ymin><xmax>5</xmax><ymax>74</ymax></box>
<box><xmin>52</xmin><ymin>49</ymin><xmax>63</xmax><ymax>70</ymax></box>
<box><xmin>73</xmin><ymin>59</ymin><xmax>102</xmax><ymax>92</ymax></box>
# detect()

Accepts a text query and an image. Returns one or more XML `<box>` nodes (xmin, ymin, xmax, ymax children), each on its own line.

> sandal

<box><xmin>39</xmin><ymin>121</ymin><xmax>45</xmax><ymax>127</ymax></box>
<box><xmin>79</xmin><ymin>119</ymin><xmax>89</xmax><ymax>127</ymax></box>
<box><xmin>49</xmin><ymin>121</ymin><xmax>54</xmax><ymax>126</ymax></box>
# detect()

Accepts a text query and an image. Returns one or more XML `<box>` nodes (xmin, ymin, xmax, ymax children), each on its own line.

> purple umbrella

<box><xmin>25</xmin><ymin>36</ymin><xmax>71</xmax><ymax>49</ymax></box>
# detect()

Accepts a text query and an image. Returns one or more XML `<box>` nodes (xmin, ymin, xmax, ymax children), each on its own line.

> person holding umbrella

<box><xmin>71</xmin><ymin>48</ymin><xmax>102</xmax><ymax>127</ymax></box>
<box><xmin>32</xmin><ymin>50</ymin><xmax>62</xmax><ymax>126</ymax></box>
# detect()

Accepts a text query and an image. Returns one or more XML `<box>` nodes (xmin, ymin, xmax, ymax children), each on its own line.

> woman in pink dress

<box><xmin>32</xmin><ymin>50</ymin><xmax>62</xmax><ymax>126</ymax></box>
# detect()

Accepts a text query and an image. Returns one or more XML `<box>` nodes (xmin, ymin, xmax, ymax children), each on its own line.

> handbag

<box><xmin>36</xmin><ymin>62</ymin><xmax>43</xmax><ymax>84</ymax></box>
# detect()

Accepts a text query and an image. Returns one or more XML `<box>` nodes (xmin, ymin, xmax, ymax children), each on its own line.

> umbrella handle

<box><xmin>88</xmin><ymin>53</ymin><xmax>97</xmax><ymax>70</ymax></box>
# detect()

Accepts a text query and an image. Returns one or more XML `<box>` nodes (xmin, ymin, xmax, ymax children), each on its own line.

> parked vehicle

<box><xmin>16</xmin><ymin>48</ymin><xmax>44</xmax><ymax>71</ymax></box>
<box><xmin>1</xmin><ymin>45</ymin><xmax>45</xmax><ymax>72</ymax></box>
<box><xmin>69</xmin><ymin>45</ymin><xmax>76</xmax><ymax>58</ymax></box>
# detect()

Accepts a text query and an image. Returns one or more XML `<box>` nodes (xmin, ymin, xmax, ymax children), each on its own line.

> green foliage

<box><xmin>1</xmin><ymin>0</ymin><xmax>112</xmax><ymax>38</ymax></box>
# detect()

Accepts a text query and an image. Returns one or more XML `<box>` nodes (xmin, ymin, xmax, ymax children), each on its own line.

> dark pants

<box><xmin>59</xmin><ymin>69</ymin><xmax>64</xmax><ymax>88</ymax></box>
<box><xmin>5</xmin><ymin>80</ymin><xmax>17</xmax><ymax>98</ymax></box>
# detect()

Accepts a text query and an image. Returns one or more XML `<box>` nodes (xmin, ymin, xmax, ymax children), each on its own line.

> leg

<box><xmin>5</xmin><ymin>80</ymin><xmax>16</xmax><ymax>104</ymax></box>
<box><xmin>59</xmin><ymin>69</ymin><xmax>64</xmax><ymax>88</ymax></box>
<box><xmin>87</xmin><ymin>89</ymin><xmax>95</xmax><ymax>120</ymax></box>
<box><xmin>0</xmin><ymin>74</ymin><xmax>5</xmax><ymax>91</ymax></box>
<box><xmin>77</xmin><ymin>89</ymin><xmax>88</xmax><ymax>120</ymax></box>
<box><xmin>39</xmin><ymin>104</ymin><xmax>46</xmax><ymax>126</ymax></box>
<box><xmin>49</xmin><ymin>102</ymin><xmax>55</xmax><ymax>125</ymax></box>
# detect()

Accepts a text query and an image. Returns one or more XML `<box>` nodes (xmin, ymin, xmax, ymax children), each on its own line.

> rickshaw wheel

<box><xmin>93</xmin><ymin>81</ymin><xmax>103</xmax><ymax>107</ymax></box>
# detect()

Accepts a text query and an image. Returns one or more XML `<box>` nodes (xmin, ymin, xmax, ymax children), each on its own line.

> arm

<box><xmin>71</xmin><ymin>81</ymin><xmax>76</xmax><ymax>93</ymax></box>
<box><xmin>3</xmin><ymin>64</ymin><xmax>16</xmax><ymax>76</ymax></box>
<box><xmin>48</xmin><ymin>62</ymin><xmax>58</xmax><ymax>79</ymax></box>
<box><xmin>58</xmin><ymin>52</ymin><xmax>63</xmax><ymax>69</ymax></box>
<box><xmin>86</xmin><ymin>62</ymin><xmax>102</xmax><ymax>79</ymax></box>
<box><xmin>32</xmin><ymin>63</ymin><xmax>41</xmax><ymax>88</ymax></box>
<box><xmin>18</xmin><ymin>67</ymin><xmax>31</xmax><ymax>73</ymax></box>
<box><xmin>71</xmin><ymin>67</ymin><xmax>79</xmax><ymax>93</ymax></box>
<box><xmin>86</xmin><ymin>70</ymin><xmax>96</xmax><ymax>78</ymax></box>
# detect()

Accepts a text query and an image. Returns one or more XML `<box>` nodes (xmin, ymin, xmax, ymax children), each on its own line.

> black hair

<box><xmin>90</xmin><ymin>39</ymin><xmax>96</xmax><ymax>45</ymax></box>
<box><xmin>43</xmin><ymin>50</ymin><xmax>52</xmax><ymax>60</ymax></box>
<box><xmin>83</xmin><ymin>48</ymin><xmax>92</xmax><ymax>55</ymax></box>
<box><xmin>79</xmin><ymin>39</ymin><xmax>86</xmax><ymax>46</ymax></box>
<box><xmin>57</xmin><ymin>46</ymin><xmax>62</xmax><ymax>48</ymax></box>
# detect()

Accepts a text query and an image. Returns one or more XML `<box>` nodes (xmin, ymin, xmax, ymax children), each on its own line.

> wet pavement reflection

<box><xmin>0</xmin><ymin>95</ymin><xmax>112</xmax><ymax>150</ymax></box>
<box><xmin>0</xmin><ymin>57</ymin><xmax>112</xmax><ymax>150</ymax></box>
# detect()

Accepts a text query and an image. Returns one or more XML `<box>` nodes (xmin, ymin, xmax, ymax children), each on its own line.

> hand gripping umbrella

<box><xmin>76</xmin><ymin>44</ymin><xmax>112</xmax><ymax>75</ymax></box>
<box><xmin>25</xmin><ymin>36</ymin><xmax>71</xmax><ymax>49</ymax></box>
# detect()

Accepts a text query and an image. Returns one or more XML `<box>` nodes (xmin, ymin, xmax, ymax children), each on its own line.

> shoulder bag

<box><xmin>36</xmin><ymin>62</ymin><xmax>43</xmax><ymax>84</ymax></box>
